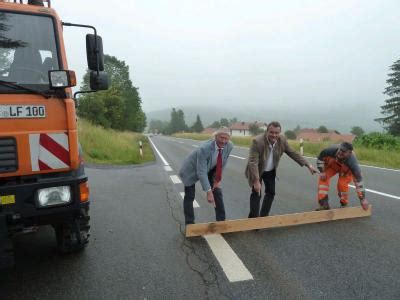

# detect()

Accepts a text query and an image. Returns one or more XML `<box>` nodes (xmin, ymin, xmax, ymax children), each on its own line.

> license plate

<box><xmin>0</xmin><ymin>105</ymin><xmax>46</xmax><ymax>119</ymax></box>
<box><xmin>0</xmin><ymin>195</ymin><xmax>15</xmax><ymax>205</ymax></box>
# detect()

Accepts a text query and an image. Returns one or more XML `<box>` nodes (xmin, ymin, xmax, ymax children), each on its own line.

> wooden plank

<box><xmin>185</xmin><ymin>205</ymin><xmax>372</xmax><ymax>237</ymax></box>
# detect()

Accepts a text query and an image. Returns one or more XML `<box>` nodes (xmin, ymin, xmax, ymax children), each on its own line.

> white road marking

<box><xmin>170</xmin><ymin>175</ymin><xmax>182</xmax><ymax>184</ymax></box>
<box><xmin>180</xmin><ymin>192</ymin><xmax>200</xmax><ymax>208</ymax></box>
<box><xmin>304</xmin><ymin>156</ymin><xmax>399</xmax><ymax>172</ymax></box>
<box><xmin>192</xmin><ymin>145</ymin><xmax>199</xmax><ymax>148</ymax></box>
<box><xmin>349</xmin><ymin>185</ymin><xmax>400</xmax><ymax>200</ymax></box>
<box><xmin>179</xmin><ymin>141</ymin><xmax>184</xmax><ymax>144</ymax></box>
<box><xmin>230</xmin><ymin>154</ymin><xmax>246</xmax><ymax>160</ymax></box>
<box><xmin>148</xmin><ymin>137</ymin><xmax>169</xmax><ymax>166</ymax></box>
<box><xmin>203</xmin><ymin>234</ymin><xmax>253</xmax><ymax>282</ymax></box>
<box><xmin>164</xmin><ymin>166</ymin><xmax>173</xmax><ymax>172</ymax></box>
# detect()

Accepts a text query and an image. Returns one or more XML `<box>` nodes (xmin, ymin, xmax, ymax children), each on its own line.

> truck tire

<box><xmin>55</xmin><ymin>207</ymin><xmax>90</xmax><ymax>253</ymax></box>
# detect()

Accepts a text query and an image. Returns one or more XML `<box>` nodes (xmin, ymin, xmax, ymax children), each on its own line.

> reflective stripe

<box><xmin>319</xmin><ymin>184</ymin><xmax>329</xmax><ymax>189</ymax></box>
<box><xmin>319</xmin><ymin>190</ymin><xmax>329</xmax><ymax>195</ymax></box>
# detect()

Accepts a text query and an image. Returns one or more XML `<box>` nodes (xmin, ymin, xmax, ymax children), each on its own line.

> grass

<box><xmin>78</xmin><ymin>119</ymin><xmax>155</xmax><ymax>164</ymax></box>
<box><xmin>173</xmin><ymin>132</ymin><xmax>400</xmax><ymax>169</ymax></box>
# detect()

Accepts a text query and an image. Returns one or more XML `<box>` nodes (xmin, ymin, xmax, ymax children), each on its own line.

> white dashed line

<box><xmin>192</xmin><ymin>145</ymin><xmax>199</xmax><ymax>148</ymax></box>
<box><xmin>179</xmin><ymin>192</ymin><xmax>200</xmax><ymax>208</ymax></box>
<box><xmin>164</xmin><ymin>166</ymin><xmax>173</xmax><ymax>172</ymax></box>
<box><xmin>203</xmin><ymin>234</ymin><xmax>253</xmax><ymax>282</ymax></box>
<box><xmin>170</xmin><ymin>175</ymin><xmax>182</xmax><ymax>184</ymax></box>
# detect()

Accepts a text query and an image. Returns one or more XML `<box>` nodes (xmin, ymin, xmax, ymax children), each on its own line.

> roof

<box><xmin>229</xmin><ymin>122</ymin><xmax>250</xmax><ymax>130</ymax></box>
<box><xmin>297</xmin><ymin>129</ymin><xmax>355</xmax><ymax>143</ymax></box>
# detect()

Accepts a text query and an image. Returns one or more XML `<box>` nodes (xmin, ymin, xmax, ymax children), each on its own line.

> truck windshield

<box><xmin>0</xmin><ymin>11</ymin><xmax>59</xmax><ymax>91</ymax></box>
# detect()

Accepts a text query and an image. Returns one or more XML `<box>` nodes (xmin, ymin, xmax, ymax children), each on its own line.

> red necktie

<box><xmin>215</xmin><ymin>148</ymin><xmax>222</xmax><ymax>182</ymax></box>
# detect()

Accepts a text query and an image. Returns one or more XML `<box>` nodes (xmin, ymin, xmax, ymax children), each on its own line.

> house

<box><xmin>297</xmin><ymin>129</ymin><xmax>355</xmax><ymax>143</ymax></box>
<box><xmin>229</xmin><ymin>122</ymin><xmax>251</xmax><ymax>136</ymax></box>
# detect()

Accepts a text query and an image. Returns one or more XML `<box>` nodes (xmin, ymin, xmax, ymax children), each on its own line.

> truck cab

<box><xmin>0</xmin><ymin>0</ymin><xmax>108</xmax><ymax>268</ymax></box>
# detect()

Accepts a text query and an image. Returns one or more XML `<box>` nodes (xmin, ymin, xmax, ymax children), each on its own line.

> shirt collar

<box><xmin>214</xmin><ymin>141</ymin><xmax>224</xmax><ymax>150</ymax></box>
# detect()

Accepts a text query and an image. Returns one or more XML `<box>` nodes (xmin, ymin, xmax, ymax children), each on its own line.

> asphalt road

<box><xmin>1</xmin><ymin>135</ymin><xmax>400</xmax><ymax>299</ymax></box>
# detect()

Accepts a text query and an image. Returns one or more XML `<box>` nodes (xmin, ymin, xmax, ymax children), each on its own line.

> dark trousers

<box><xmin>183</xmin><ymin>169</ymin><xmax>225</xmax><ymax>224</ymax></box>
<box><xmin>248</xmin><ymin>169</ymin><xmax>276</xmax><ymax>218</ymax></box>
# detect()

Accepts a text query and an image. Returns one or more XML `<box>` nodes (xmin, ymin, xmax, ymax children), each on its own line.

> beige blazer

<box><xmin>245</xmin><ymin>134</ymin><xmax>308</xmax><ymax>187</ymax></box>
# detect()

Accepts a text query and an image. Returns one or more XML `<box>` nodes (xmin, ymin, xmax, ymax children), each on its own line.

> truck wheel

<box><xmin>55</xmin><ymin>208</ymin><xmax>90</xmax><ymax>253</ymax></box>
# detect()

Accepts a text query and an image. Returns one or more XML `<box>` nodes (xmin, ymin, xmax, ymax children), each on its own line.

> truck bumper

<box><xmin>0</xmin><ymin>174</ymin><xmax>89</xmax><ymax>231</ymax></box>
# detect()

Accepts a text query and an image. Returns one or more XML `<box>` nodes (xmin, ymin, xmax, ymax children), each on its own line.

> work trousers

<box><xmin>183</xmin><ymin>168</ymin><xmax>225</xmax><ymax>225</ymax></box>
<box><xmin>248</xmin><ymin>169</ymin><xmax>276</xmax><ymax>218</ymax></box>
<box><xmin>318</xmin><ymin>158</ymin><xmax>353</xmax><ymax>205</ymax></box>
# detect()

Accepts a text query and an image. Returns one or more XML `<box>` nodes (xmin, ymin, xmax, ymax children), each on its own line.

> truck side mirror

<box><xmin>90</xmin><ymin>71</ymin><xmax>108</xmax><ymax>91</ymax></box>
<box><xmin>86</xmin><ymin>34</ymin><xmax>104</xmax><ymax>71</ymax></box>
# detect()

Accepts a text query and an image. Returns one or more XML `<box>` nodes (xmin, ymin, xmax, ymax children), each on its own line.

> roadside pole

<box><xmin>139</xmin><ymin>140</ymin><xmax>143</xmax><ymax>158</ymax></box>
<box><xmin>300</xmin><ymin>138</ymin><xmax>304</xmax><ymax>155</ymax></box>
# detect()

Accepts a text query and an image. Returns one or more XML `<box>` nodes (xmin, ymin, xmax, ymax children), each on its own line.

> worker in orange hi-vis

<box><xmin>316</xmin><ymin>142</ymin><xmax>369</xmax><ymax>211</ymax></box>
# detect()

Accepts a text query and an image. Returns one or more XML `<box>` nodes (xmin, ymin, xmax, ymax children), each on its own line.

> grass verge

<box><xmin>78</xmin><ymin>119</ymin><xmax>154</xmax><ymax>164</ymax></box>
<box><xmin>173</xmin><ymin>133</ymin><xmax>400</xmax><ymax>169</ymax></box>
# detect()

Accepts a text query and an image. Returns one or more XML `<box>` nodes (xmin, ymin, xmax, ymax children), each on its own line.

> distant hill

<box><xmin>146</xmin><ymin>103</ymin><xmax>383</xmax><ymax>133</ymax></box>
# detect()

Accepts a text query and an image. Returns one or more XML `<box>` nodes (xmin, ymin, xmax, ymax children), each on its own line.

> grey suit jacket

<box><xmin>179</xmin><ymin>139</ymin><xmax>234</xmax><ymax>191</ymax></box>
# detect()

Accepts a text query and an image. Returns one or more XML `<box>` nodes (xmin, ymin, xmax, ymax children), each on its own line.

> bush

<box><xmin>354</xmin><ymin>132</ymin><xmax>400</xmax><ymax>150</ymax></box>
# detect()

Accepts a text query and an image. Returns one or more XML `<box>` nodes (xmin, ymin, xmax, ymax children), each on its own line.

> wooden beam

<box><xmin>185</xmin><ymin>205</ymin><xmax>372</xmax><ymax>237</ymax></box>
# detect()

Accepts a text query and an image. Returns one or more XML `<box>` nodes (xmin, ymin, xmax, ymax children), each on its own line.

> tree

<box><xmin>317</xmin><ymin>125</ymin><xmax>329</xmax><ymax>133</ymax></box>
<box><xmin>176</xmin><ymin>109</ymin><xmax>187</xmax><ymax>132</ymax></box>
<box><xmin>191</xmin><ymin>114</ymin><xmax>204</xmax><ymax>133</ymax></box>
<box><xmin>78</xmin><ymin>55</ymin><xmax>146</xmax><ymax>132</ymax></box>
<box><xmin>376</xmin><ymin>58</ymin><xmax>400</xmax><ymax>136</ymax></box>
<box><xmin>249</xmin><ymin>123</ymin><xmax>264</xmax><ymax>136</ymax></box>
<box><xmin>166</xmin><ymin>108</ymin><xmax>187</xmax><ymax>134</ymax></box>
<box><xmin>293</xmin><ymin>125</ymin><xmax>301</xmax><ymax>134</ymax></box>
<box><xmin>229</xmin><ymin>117</ymin><xmax>238</xmax><ymax>125</ymax></box>
<box><xmin>220</xmin><ymin>118</ymin><xmax>229</xmax><ymax>127</ymax></box>
<box><xmin>351</xmin><ymin>126</ymin><xmax>364</xmax><ymax>137</ymax></box>
<box><xmin>149</xmin><ymin>119</ymin><xmax>168</xmax><ymax>134</ymax></box>
<box><xmin>285</xmin><ymin>130</ymin><xmax>297</xmax><ymax>140</ymax></box>
<box><xmin>209</xmin><ymin>121</ymin><xmax>221</xmax><ymax>128</ymax></box>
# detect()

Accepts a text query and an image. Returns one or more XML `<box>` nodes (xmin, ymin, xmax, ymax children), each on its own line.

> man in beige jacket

<box><xmin>245</xmin><ymin>121</ymin><xmax>316</xmax><ymax>217</ymax></box>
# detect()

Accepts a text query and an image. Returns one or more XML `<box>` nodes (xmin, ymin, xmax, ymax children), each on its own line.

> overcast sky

<box><xmin>52</xmin><ymin>0</ymin><xmax>399</xmax><ymax>116</ymax></box>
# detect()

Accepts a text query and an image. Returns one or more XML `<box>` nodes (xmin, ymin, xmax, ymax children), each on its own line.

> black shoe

<box><xmin>316</xmin><ymin>198</ymin><xmax>330</xmax><ymax>211</ymax></box>
<box><xmin>340</xmin><ymin>202</ymin><xmax>348</xmax><ymax>208</ymax></box>
<box><xmin>315</xmin><ymin>205</ymin><xmax>330</xmax><ymax>211</ymax></box>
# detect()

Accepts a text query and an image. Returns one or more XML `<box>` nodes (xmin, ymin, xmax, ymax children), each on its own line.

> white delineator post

<box><xmin>139</xmin><ymin>140</ymin><xmax>143</xmax><ymax>158</ymax></box>
<box><xmin>300</xmin><ymin>138</ymin><xmax>304</xmax><ymax>155</ymax></box>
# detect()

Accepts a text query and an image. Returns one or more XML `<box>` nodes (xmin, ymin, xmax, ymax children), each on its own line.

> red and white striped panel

<box><xmin>29</xmin><ymin>133</ymin><xmax>70</xmax><ymax>171</ymax></box>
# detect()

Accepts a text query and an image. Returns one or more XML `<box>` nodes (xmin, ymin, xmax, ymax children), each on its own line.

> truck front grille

<box><xmin>0</xmin><ymin>138</ymin><xmax>17</xmax><ymax>173</ymax></box>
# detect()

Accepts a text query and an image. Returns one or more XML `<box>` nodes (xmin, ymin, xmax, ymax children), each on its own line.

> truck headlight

<box><xmin>37</xmin><ymin>186</ymin><xmax>71</xmax><ymax>207</ymax></box>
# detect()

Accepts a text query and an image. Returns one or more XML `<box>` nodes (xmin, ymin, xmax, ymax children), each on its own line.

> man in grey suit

<box><xmin>179</xmin><ymin>131</ymin><xmax>233</xmax><ymax>225</ymax></box>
